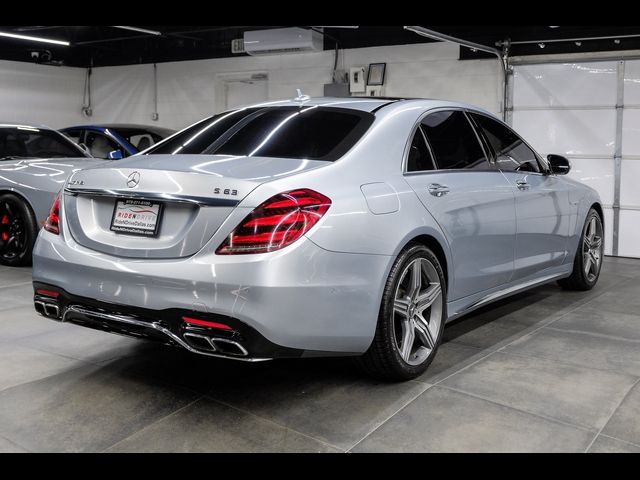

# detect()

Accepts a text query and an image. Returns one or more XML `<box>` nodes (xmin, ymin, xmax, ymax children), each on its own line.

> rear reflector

<box><xmin>182</xmin><ymin>316</ymin><xmax>233</xmax><ymax>331</ymax></box>
<box><xmin>36</xmin><ymin>289</ymin><xmax>60</xmax><ymax>298</ymax></box>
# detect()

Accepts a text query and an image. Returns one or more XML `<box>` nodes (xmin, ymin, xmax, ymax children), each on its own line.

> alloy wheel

<box><xmin>583</xmin><ymin>215</ymin><xmax>603</xmax><ymax>283</ymax></box>
<box><xmin>0</xmin><ymin>201</ymin><xmax>26</xmax><ymax>261</ymax></box>
<box><xmin>392</xmin><ymin>257</ymin><xmax>443</xmax><ymax>366</ymax></box>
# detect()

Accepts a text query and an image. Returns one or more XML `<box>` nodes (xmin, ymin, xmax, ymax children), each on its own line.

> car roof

<box><xmin>61</xmin><ymin>124</ymin><xmax>175</xmax><ymax>133</ymax></box>
<box><xmin>0</xmin><ymin>123</ymin><xmax>54</xmax><ymax>130</ymax></box>
<box><xmin>242</xmin><ymin>97</ymin><xmax>496</xmax><ymax>116</ymax></box>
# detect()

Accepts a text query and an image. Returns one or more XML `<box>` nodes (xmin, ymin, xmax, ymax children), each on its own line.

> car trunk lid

<box><xmin>62</xmin><ymin>154</ymin><xmax>327</xmax><ymax>258</ymax></box>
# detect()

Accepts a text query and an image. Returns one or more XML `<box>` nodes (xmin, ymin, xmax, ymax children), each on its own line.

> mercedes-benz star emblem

<box><xmin>127</xmin><ymin>172</ymin><xmax>140</xmax><ymax>188</ymax></box>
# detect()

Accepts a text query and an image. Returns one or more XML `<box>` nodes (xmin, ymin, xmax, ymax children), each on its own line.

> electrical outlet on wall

<box><xmin>366</xmin><ymin>86</ymin><xmax>383</xmax><ymax>97</ymax></box>
<box><xmin>349</xmin><ymin>67</ymin><xmax>366</xmax><ymax>93</ymax></box>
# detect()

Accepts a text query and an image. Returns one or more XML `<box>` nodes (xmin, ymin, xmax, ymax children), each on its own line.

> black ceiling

<box><xmin>1</xmin><ymin>26</ymin><xmax>640</xmax><ymax>68</ymax></box>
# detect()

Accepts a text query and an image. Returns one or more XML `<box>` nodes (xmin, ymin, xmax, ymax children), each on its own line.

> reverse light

<box><xmin>216</xmin><ymin>189</ymin><xmax>331</xmax><ymax>255</ymax></box>
<box><xmin>44</xmin><ymin>193</ymin><xmax>60</xmax><ymax>235</ymax></box>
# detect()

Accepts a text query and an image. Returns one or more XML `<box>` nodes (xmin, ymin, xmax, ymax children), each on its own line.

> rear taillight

<box><xmin>44</xmin><ymin>193</ymin><xmax>60</xmax><ymax>235</ymax></box>
<box><xmin>216</xmin><ymin>189</ymin><xmax>331</xmax><ymax>255</ymax></box>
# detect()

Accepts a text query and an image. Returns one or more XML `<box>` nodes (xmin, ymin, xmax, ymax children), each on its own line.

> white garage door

<box><xmin>511</xmin><ymin>59</ymin><xmax>640</xmax><ymax>258</ymax></box>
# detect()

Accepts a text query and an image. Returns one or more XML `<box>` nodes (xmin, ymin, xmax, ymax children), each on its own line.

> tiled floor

<box><xmin>1</xmin><ymin>257</ymin><xmax>639</xmax><ymax>452</ymax></box>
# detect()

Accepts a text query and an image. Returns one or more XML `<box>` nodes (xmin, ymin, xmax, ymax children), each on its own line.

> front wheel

<box><xmin>0</xmin><ymin>194</ymin><xmax>38</xmax><ymax>267</ymax></box>
<box><xmin>558</xmin><ymin>208</ymin><xmax>603</xmax><ymax>291</ymax></box>
<box><xmin>358</xmin><ymin>244</ymin><xmax>446</xmax><ymax>381</ymax></box>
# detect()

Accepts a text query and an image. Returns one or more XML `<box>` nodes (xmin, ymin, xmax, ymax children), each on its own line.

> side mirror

<box><xmin>547</xmin><ymin>154</ymin><xmax>571</xmax><ymax>175</ymax></box>
<box><xmin>108</xmin><ymin>149</ymin><xmax>124</xmax><ymax>160</ymax></box>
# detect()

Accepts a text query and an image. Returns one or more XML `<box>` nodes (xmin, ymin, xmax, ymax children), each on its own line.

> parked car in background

<box><xmin>0</xmin><ymin>123</ymin><xmax>105</xmax><ymax>266</ymax></box>
<box><xmin>33</xmin><ymin>98</ymin><xmax>603</xmax><ymax>380</ymax></box>
<box><xmin>60</xmin><ymin>124</ymin><xmax>175</xmax><ymax>159</ymax></box>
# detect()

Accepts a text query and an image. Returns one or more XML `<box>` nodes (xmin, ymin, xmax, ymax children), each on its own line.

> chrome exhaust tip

<box><xmin>35</xmin><ymin>299</ymin><xmax>61</xmax><ymax>320</ymax></box>
<box><xmin>44</xmin><ymin>303</ymin><xmax>60</xmax><ymax>319</ymax></box>
<box><xmin>182</xmin><ymin>332</ymin><xmax>248</xmax><ymax>357</ymax></box>
<box><xmin>34</xmin><ymin>300</ymin><xmax>46</xmax><ymax>316</ymax></box>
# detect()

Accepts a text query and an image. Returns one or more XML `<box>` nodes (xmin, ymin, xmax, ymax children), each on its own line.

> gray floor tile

<box><xmin>0</xmin><ymin>363</ymin><xmax>200</xmax><ymax>452</ymax></box>
<box><xmin>96</xmin><ymin>343</ymin><xmax>297</xmax><ymax>394</ymax></box>
<box><xmin>588</xmin><ymin>435</ymin><xmax>640</xmax><ymax>453</ymax></box>
<box><xmin>0</xmin><ymin>306</ymin><xmax>70</xmax><ymax>343</ymax></box>
<box><xmin>107</xmin><ymin>397</ymin><xmax>340</xmax><ymax>453</ymax></box>
<box><xmin>353</xmin><ymin>386</ymin><xmax>593</xmax><ymax>452</ymax></box>
<box><xmin>416</xmin><ymin>341</ymin><xmax>485</xmax><ymax>384</ymax></box>
<box><xmin>0</xmin><ymin>342</ymin><xmax>86</xmax><ymax>392</ymax></box>
<box><xmin>442</xmin><ymin>352</ymin><xmax>637</xmax><ymax>429</ymax></box>
<box><xmin>0</xmin><ymin>268</ymin><xmax>32</xmax><ymax>288</ymax></box>
<box><xmin>602</xmin><ymin>382</ymin><xmax>640</xmax><ymax>446</ymax></box>
<box><xmin>600</xmin><ymin>257</ymin><xmax>640</xmax><ymax>278</ymax></box>
<box><xmin>0</xmin><ymin>435</ymin><xmax>28</xmax><ymax>453</ymax></box>
<box><xmin>207</xmin><ymin>358</ymin><xmax>428</xmax><ymax>450</ymax></box>
<box><xmin>443</xmin><ymin>316</ymin><xmax>539</xmax><ymax>350</ymax></box>
<box><xmin>15</xmin><ymin>323</ymin><xmax>149</xmax><ymax>363</ymax></box>
<box><xmin>583</xmin><ymin>281</ymin><xmax>640</xmax><ymax>317</ymax></box>
<box><xmin>503</xmin><ymin>328</ymin><xmax>640</xmax><ymax>377</ymax></box>
<box><xmin>0</xmin><ymin>284</ymin><xmax>36</xmax><ymax>310</ymax></box>
<box><xmin>551</xmin><ymin>308</ymin><xmax>640</xmax><ymax>342</ymax></box>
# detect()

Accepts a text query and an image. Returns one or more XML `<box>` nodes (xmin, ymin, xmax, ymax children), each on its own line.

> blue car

<box><xmin>60</xmin><ymin>124</ymin><xmax>175</xmax><ymax>159</ymax></box>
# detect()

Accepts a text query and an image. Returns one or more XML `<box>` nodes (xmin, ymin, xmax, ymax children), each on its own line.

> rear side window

<box><xmin>421</xmin><ymin>111</ymin><xmax>489</xmax><ymax>170</ymax></box>
<box><xmin>470</xmin><ymin>112</ymin><xmax>541</xmax><ymax>173</ymax></box>
<box><xmin>146</xmin><ymin>106</ymin><xmax>374</xmax><ymax>161</ymax></box>
<box><xmin>406</xmin><ymin>128</ymin><xmax>435</xmax><ymax>172</ymax></box>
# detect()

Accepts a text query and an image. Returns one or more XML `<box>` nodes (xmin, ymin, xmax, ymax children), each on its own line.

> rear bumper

<box><xmin>32</xmin><ymin>230</ymin><xmax>392</xmax><ymax>354</ymax></box>
<box><xmin>33</xmin><ymin>282</ymin><xmax>302</xmax><ymax>361</ymax></box>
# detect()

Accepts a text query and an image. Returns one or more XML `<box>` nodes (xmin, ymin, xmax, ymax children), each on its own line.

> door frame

<box><xmin>213</xmin><ymin>71</ymin><xmax>269</xmax><ymax>113</ymax></box>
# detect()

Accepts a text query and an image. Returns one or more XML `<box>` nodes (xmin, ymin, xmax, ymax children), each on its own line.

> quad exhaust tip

<box><xmin>34</xmin><ymin>300</ymin><xmax>61</xmax><ymax>320</ymax></box>
<box><xmin>183</xmin><ymin>332</ymin><xmax>248</xmax><ymax>357</ymax></box>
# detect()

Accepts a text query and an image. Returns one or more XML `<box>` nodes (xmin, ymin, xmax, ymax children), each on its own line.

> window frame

<box><xmin>466</xmin><ymin>110</ymin><xmax>550</xmax><ymax>176</ymax></box>
<box><xmin>402</xmin><ymin>107</ymin><xmax>495</xmax><ymax>175</ymax></box>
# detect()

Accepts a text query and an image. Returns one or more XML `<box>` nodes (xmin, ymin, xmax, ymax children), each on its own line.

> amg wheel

<box><xmin>558</xmin><ymin>208</ymin><xmax>603</xmax><ymax>291</ymax></box>
<box><xmin>0</xmin><ymin>194</ymin><xmax>38</xmax><ymax>267</ymax></box>
<box><xmin>358</xmin><ymin>243</ymin><xmax>446</xmax><ymax>381</ymax></box>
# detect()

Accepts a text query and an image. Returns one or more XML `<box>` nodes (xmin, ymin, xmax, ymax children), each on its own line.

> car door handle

<box><xmin>428</xmin><ymin>183</ymin><xmax>450</xmax><ymax>197</ymax></box>
<box><xmin>516</xmin><ymin>180</ymin><xmax>530</xmax><ymax>190</ymax></box>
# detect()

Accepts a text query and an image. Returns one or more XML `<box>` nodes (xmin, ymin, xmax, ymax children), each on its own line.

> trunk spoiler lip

<box><xmin>63</xmin><ymin>187</ymin><xmax>240</xmax><ymax>208</ymax></box>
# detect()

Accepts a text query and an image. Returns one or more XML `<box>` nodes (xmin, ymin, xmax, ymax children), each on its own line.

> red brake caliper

<box><xmin>1</xmin><ymin>215</ymin><xmax>9</xmax><ymax>242</ymax></box>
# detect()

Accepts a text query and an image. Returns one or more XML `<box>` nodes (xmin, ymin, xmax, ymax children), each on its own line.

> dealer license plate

<box><xmin>110</xmin><ymin>199</ymin><xmax>163</xmax><ymax>237</ymax></box>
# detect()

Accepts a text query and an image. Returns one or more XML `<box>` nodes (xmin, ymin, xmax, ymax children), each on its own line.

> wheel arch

<box><xmin>404</xmin><ymin>234</ymin><xmax>450</xmax><ymax>293</ymax></box>
<box><xmin>0</xmin><ymin>189</ymin><xmax>38</xmax><ymax>222</ymax></box>
<box><xmin>591</xmin><ymin>202</ymin><xmax>604</xmax><ymax>228</ymax></box>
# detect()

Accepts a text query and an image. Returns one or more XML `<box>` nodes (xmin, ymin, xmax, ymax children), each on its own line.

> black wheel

<box><xmin>357</xmin><ymin>243</ymin><xmax>447</xmax><ymax>381</ymax></box>
<box><xmin>0</xmin><ymin>194</ymin><xmax>38</xmax><ymax>267</ymax></box>
<box><xmin>558</xmin><ymin>208</ymin><xmax>603</xmax><ymax>291</ymax></box>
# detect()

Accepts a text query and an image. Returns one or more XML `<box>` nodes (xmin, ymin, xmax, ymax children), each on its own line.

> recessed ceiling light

<box><xmin>0</xmin><ymin>31</ymin><xmax>70</xmax><ymax>46</ymax></box>
<box><xmin>548</xmin><ymin>26</ymin><xmax>560</xmax><ymax>28</ymax></box>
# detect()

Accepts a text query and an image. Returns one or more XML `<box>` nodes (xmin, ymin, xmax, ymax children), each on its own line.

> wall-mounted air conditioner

<box><xmin>244</xmin><ymin>27</ymin><xmax>323</xmax><ymax>56</ymax></box>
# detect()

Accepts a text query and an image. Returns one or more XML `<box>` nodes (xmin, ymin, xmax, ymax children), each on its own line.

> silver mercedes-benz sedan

<box><xmin>32</xmin><ymin>97</ymin><xmax>603</xmax><ymax>380</ymax></box>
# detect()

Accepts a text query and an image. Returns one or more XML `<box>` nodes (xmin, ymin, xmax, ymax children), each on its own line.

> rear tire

<box><xmin>0</xmin><ymin>194</ymin><xmax>38</xmax><ymax>267</ymax></box>
<box><xmin>558</xmin><ymin>208</ymin><xmax>603</xmax><ymax>291</ymax></box>
<box><xmin>357</xmin><ymin>243</ymin><xmax>447</xmax><ymax>381</ymax></box>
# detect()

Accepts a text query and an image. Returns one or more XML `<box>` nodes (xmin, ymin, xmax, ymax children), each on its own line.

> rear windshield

<box><xmin>0</xmin><ymin>127</ymin><xmax>85</xmax><ymax>159</ymax></box>
<box><xmin>146</xmin><ymin>106</ymin><xmax>374</xmax><ymax>161</ymax></box>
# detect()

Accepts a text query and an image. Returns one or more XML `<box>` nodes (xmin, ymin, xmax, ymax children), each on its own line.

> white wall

<box><xmin>0</xmin><ymin>60</ymin><xmax>85</xmax><ymax>128</ymax></box>
<box><xmin>88</xmin><ymin>42</ymin><xmax>503</xmax><ymax>130</ymax></box>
